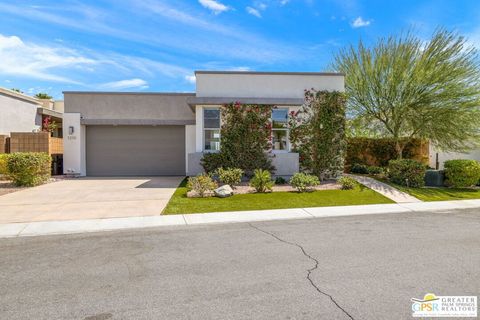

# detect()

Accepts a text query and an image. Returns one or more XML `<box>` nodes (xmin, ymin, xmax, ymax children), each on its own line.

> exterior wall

<box><xmin>0</xmin><ymin>93</ymin><xmax>42</xmax><ymax>135</ymax></box>
<box><xmin>63</xmin><ymin>113</ymin><xmax>86</xmax><ymax>175</ymax></box>
<box><xmin>196</xmin><ymin>72</ymin><xmax>344</xmax><ymax>98</ymax></box>
<box><xmin>185</xmin><ymin>125</ymin><xmax>196</xmax><ymax>174</ymax></box>
<box><xmin>429</xmin><ymin>145</ymin><xmax>480</xmax><ymax>169</ymax></box>
<box><xmin>53</xmin><ymin>100</ymin><xmax>64</xmax><ymax>112</ymax></box>
<box><xmin>270</xmin><ymin>153</ymin><xmax>299</xmax><ymax>177</ymax></box>
<box><xmin>64</xmin><ymin>92</ymin><xmax>195</xmax><ymax>122</ymax></box>
<box><xmin>9</xmin><ymin>132</ymin><xmax>63</xmax><ymax>155</ymax></box>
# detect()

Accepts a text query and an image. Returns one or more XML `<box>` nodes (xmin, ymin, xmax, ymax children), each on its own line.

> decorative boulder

<box><xmin>214</xmin><ymin>185</ymin><xmax>233</xmax><ymax>198</ymax></box>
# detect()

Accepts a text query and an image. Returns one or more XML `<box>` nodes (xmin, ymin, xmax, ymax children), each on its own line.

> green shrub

<box><xmin>6</xmin><ymin>152</ymin><xmax>51</xmax><ymax>186</ymax></box>
<box><xmin>275</xmin><ymin>176</ymin><xmax>287</xmax><ymax>184</ymax></box>
<box><xmin>0</xmin><ymin>154</ymin><xmax>8</xmax><ymax>176</ymax></box>
<box><xmin>350</xmin><ymin>163</ymin><xmax>369</xmax><ymax>174</ymax></box>
<box><xmin>367</xmin><ymin>166</ymin><xmax>384</xmax><ymax>175</ymax></box>
<box><xmin>444</xmin><ymin>159</ymin><xmax>480</xmax><ymax>188</ymax></box>
<box><xmin>200</xmin><ymin>153</ymin><xmax>225</xmax><ymax>173</ymax></box>
<box><xmin>187</xmin><ymin>174</ymin><xmax>218</xmax><ymax>197</ymax></box>
<box><xmin>249</xmin><ymin>169</ymin><xmax>274</xmax><ymax>193</ymax></box>
<box><xmin>337</xmin><ymin>176</ymin><xmax>358</xmax><ymax>190</ymax></box>
<box><xmin>216</xmin><ymin>167</ymin><xmax>244</xmax><ymax>188</ymax></box>
<box><xmin>289</xmin><ymin>173</ymin><xmax>320</xmax><ymax>192</ymax></box>
<box><xmin>388</xmin><ymin>159</ymin><xmax>426</xmax><ymax>187</ymax></box>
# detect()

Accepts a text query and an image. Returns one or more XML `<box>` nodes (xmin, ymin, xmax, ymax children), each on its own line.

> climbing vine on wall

<box><xmin>289</xmin><ymin>90</ymin><xmax>347</xmax><ymax>179</ymax></box>
<box><xmin>201</xmin><ymin>102</ymin><xmax>275</xmax><ymax>176</ymax></box>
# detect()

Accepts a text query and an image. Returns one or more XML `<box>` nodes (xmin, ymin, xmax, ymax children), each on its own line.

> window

<box><xmin>204</xmin><ymin>108</ymin><xmax>220</xmax><ymax>151</ymax></box>
<box><xmin>271</xmin><ymin>108</ymin><xmax>289</xmax><ymax>151</ymax></box>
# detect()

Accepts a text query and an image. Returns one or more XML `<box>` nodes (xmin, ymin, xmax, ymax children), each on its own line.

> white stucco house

<box><xmin>63</xmin><ymin>71</ymin><xmax>344</xmax><ymax>177</ymax></box>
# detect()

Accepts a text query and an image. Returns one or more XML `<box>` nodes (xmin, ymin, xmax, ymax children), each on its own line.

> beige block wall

<box><xmin>9</xmin><ymin>132</ymin><xmax>63</xmax><ymax>155</ymax></box>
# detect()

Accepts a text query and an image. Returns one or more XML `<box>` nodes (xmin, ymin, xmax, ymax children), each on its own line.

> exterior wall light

<box><xmin>69</xmin><ymin>126</ymin><xmax>74</xmax><ymax>135</ymax></box>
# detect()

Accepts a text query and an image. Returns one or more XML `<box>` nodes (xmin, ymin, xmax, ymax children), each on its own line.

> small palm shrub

<box><xmin>249</xmin><ymin>169</ymin><xmax>274</xmax><ymax>193</ymax></box>
<box><xmin>6</xmin><ymin>152</ymin><xmax>51</xmax><ymax>186</ymax></box>
<box><xmin>216</xmin><ymin>167</ymin><xmax>244</xmax><ymax>189</ymax></box>
<box><xmin>337</xmin><ymin>176</ymin><xmax>358</xmax><ymax>190</ymax></box>
<box><xmin>388</xmin><ymin>159</ymin><xmax>426</xmax><ymax>187</ymax></box>
<box><xmin>187</xmin><ymin>174</ymin><xmax>218</xmax><ymax>197</ymax></box>
<box><xmin>289</xmin><ymin>173</ymin><xmax>320</xmax><ymax>192</ymax></box>
<box><xmin>444</xmin><ymin>159</ymin><xmax>480</xmax><ymax>188</ymax></box>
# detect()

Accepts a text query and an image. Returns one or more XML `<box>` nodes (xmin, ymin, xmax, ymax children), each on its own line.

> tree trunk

<box><xmin>395</xmin><ymin>140</ymin><xmax>404</xmax><ymax>160</ymax></box>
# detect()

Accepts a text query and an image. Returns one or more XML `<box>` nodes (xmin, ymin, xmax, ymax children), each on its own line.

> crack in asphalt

<box><xmin>248</xmin><ymin>222</ymin><xmax>355</xmax><ymax>320</ymax></box>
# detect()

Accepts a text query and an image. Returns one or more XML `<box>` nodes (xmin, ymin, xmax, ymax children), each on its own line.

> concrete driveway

<box><xmin>0</xmin><ymin>177</ymin><xmax>184</xmax><ymax>224</ymax></box>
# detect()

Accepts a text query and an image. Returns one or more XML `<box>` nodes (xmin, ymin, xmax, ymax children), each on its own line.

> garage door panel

<box><xmin>86</xmin><ymin>126</ymin><xmax>185</xmax><ymax>176</ymax></box>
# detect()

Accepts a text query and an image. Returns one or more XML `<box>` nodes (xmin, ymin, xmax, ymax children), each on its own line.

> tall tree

<box><xmin>334</xmin><ymin>29</ymin><xmax>480</xmax><ymax>158</ymax></box>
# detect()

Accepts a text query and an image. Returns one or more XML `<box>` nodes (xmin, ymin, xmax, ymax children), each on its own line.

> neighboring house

<box><xmin>0</xmin><ymin>87</ymin><xmax>64</xmax><ymax>174</ymax></box>
<box><xmin>0</xmin><ymin>87</ymin><xmax>63</xmax><ymax>137</ymax></box>
<box><xmin>429</xmin><ymin>146</ymin><xmax>480</xmax><ymax>169</ymax></box>
<box><xmin>63</xmin><ymin>71</ymin><xmax>344</xmax><ymax>176</ymax></box>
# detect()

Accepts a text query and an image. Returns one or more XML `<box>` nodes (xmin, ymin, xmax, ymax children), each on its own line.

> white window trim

<box><xmin>203</xmin><ymin>107</ymin><xmax>221</xmax><ymax>153</ymax></box>
<box><xmin>271</xmin><ymin>107</ymin><xmax>290</xmax><ymax>153</ymax></box>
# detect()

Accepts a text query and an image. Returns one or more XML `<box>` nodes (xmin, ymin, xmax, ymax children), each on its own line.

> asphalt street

<box><xmin>1</xmin><ymin>208</ymin><xmax>479</xmax><ymax>319</ymax></box>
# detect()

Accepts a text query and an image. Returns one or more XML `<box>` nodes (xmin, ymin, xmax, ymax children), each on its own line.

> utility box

<box><xmin>425</xmin><ymin>170</ymin><xmax>445</xmax><ymax>187</ymax></box>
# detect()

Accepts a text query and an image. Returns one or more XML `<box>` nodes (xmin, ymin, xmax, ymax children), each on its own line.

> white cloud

<box><xmin>279</xmin><ymin>0</ymin><xmax>289</xmax><ymax>5</ymax></box>
<box><xmin>185</xmin><ymin>75</ymin><xmax>196</xmax><ymax>84</ymax></box>
<box><xmin>246</xmin><ymin>6</ymin><xmax>262</xmax><ymax>18</ymax></box>
<box><xmin>100</xmin><ymin>78</ymin><xmax>149</xmax><ymax>90</ymax></box>
<box><xmin>198</xmin><ymin>0</ymin><xmax>229</xmax><ymax>14</ymax></box>
<box><xmin>0</xmin><ymin>34</ymin><xmax>95</xmax><ymax>83</ymax></box>
<box><xmin>351</xmin><ymin>16</ymin><xmax>371</xmax><ymax>28</ymax></box>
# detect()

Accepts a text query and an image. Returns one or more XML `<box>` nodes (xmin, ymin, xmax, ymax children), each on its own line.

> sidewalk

<box><xmin>349</xmin><ymin>174</ymin><xmax>422</xmax><ymax>203</ymax></box>
<box><xmin>1</xmin><ymin>200</ymin><xmax>479</xmax><ymax>238</ymax></box>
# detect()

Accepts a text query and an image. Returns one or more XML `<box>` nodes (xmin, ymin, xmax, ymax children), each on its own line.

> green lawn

<box><xmin>371</xmin><ymin>176</ymin><xmax>480</xmax><ymax>202</ymax></box>
<box><xmin>390</xmin><ymin>184</ymin><xmax>480</xmax><ymax>202</ymax></box>
<box><xmin>162</xmin><ymin>179</ymin><xmax>394</xmax><ymax>214</ymax></box>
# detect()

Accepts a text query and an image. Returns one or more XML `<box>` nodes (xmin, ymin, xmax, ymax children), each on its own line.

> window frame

<box><xmin>203</xmin><ymin>107</ymin><xmax>221</xmax><ymax>152</ymax></box>
<box><xmin>271</xmin><ymin>107</ymin><xmax>290</xmax><ymax>153</ymax></box>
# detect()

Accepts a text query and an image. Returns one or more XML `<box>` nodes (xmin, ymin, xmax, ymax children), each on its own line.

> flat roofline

<box><xmin>62</xmin><ymin>91</ymin><xmax>195</xmax><ymax>96</ymax></box>
<box><xmin>195</xmin><ymin>70</ymin><xmax>345</xmax><ymax>76</ymax></box>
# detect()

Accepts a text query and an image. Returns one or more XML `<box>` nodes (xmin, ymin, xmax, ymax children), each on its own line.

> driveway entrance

<box><xmin>0</xmin><ymin>177</ymin><xmax>183</xmax><ymax>224</ymax></box>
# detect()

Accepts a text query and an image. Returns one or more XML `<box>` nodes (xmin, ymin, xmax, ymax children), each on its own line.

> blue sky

<box><xmin>1</xmin><ymin>0</ymin><xmax>479</xmax><ymax>99</ymax></box>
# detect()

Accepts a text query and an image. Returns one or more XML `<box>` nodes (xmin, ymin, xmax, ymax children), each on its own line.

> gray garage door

<box><xmin>86</xmin><ymin>125</ymin><xmax>185</xmax><ymax>176</ymax></box>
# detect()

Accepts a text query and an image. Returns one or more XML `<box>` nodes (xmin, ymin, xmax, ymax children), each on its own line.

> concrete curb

<box><xmin>1</xmin><ymin>199</ymin><xmax>480</xmax><ymax>238</ymax></box>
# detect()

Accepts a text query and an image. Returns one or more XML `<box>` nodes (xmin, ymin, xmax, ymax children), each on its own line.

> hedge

<box><xmin>444</xmin><ymin>159</ymin><xmax>480</xmax><ymax>188</ymax></box>
<box><xmin>346</xmin><ymin>137</ymin><xmax>429</xmax><ymax>169</ymax></box>
<box><xmin>6</xmin><ymin>152</ymin><xmax>51</xmax><ymax>186</ymax></box>
<box><xmin>0</xmin><ymin>154</ymin><xmax>7</xmax><ymax>176</ymax></box>
<box><xmin>388</xmin><ymin>159</ymin><xmax>426</xmax><ymax>187</ymax></box>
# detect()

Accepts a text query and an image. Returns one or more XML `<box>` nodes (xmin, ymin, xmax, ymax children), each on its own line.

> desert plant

<box><xmin>200</xmin><ymin>152</ymin><xmax>226</xmax><ymax>173</ymax></box>
<box><xmin>388</xmin><ymin>159</ymin><xmax>426</xmax><ymax>187</ymax></box>
<box><xmin>350</xmin><ymin>163</ymin><xmax>369</xmax><ymax>174</ymax></box>
<box><xmin>249</xmin><ymin>169</ymin><xmax>274</xmax><ymax>193</ymax></box>
<box><xmin>275</xmin><ymin>176</ymin><xmax>287</xmax><ymax>184</ymax></box>
<box><xmin>289</xmin><ymin>90</ymin><xmax>346</xmax><ymax>179</ymax></box>
<box><xmin>187</xmin><ymin>174</ymin><xmax>218</xmax><ymax>197</ymax></box>
<box><xmin>0</xmin><ymin>154</ymin><xmax>8</xmax><ymax>176</ymax></box>
<box><xmin>444</xmin><ymin>159</ymin><xmax>480</xmax><ymax>188</ymax></box>
<box><xmin>6</xmin><ymin>152</ymin><xmax>51</xmax><ymax>186</ymax></box>
<box><xmin>289</xmin><ymin>173</ymin><xmax>320</xmax><ymax>192</ymax></box>
<box><xmin>337</xmin><ymin>176</ymin><xmax>358</xmax><ymax>190</ymax></box>
<box><xmin>367</xmin><ymin>166</ymin><xmax>384</xmax><ymax>175</ymax></box>
<box><xmin>334</xmin><ymin>29</ymin><xmax>480</xmax><ymax>158</ymax></box>
<box><xmin>216</xmin><ymin>167</ymin><xmax>244</xmax><ymax>188</ymax></box>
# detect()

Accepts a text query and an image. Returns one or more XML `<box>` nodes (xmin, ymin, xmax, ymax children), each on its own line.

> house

<box><xmin>63</xmin><ymin>71</ymin><xmax>345</xmax><ymax>176</ymax></box>
<box><xmin>429</xmin><ymin>146</ymin><xmax>480</xmax><ymax>169</ymax></box>
<box><xmin>0</xmin><ymin>88</ymin><xmax>64</xmax><ymax>174</ymax></box>
<box><xmin>0</xmin><ymin>87</ymin><xmax>63</xmax><ymax>138</ymax></box>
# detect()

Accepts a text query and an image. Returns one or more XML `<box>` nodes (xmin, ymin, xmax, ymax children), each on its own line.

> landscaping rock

<box><xmin>214</xmin><ymin>185</ymin><xmax>233</xmax><ymax>198</ymax></box>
